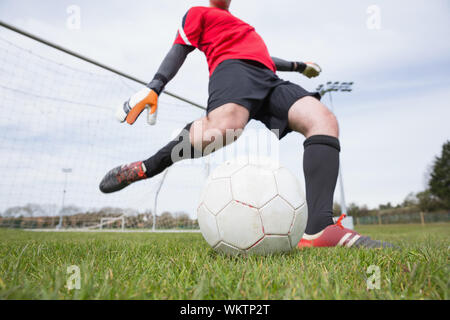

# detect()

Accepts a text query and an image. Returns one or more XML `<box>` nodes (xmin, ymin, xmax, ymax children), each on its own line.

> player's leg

<box><xmin>261</xmin><ymin>80</ymin><xmax>393</xmax><ymax>248</ymax></box>
<box><xmin>190</xmin><ymin>103</ymin><xmax>249</xmax><ymax>153</ymax></box>
<box><xmin>142</xmin><ymin>102</ymin><xmax>248</xmax><ymax>178</ymax></box>
<box><xmin>288</xmin><ymin>96</ymin><xmax>394</xmax><ymax>248</ymax></box>
<box><xmin>99</xmin><ymin>103</ymin><xmax>249</xmax><ymax>193</ymax></box>
<box><xmin>288</xmin><ymin>96</ymin><xmax>340</xmax><ymax>234</ymax></box>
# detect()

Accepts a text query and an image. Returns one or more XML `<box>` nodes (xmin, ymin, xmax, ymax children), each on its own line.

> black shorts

<box><xmin>207</xmin><ymin>59</ymin><xmax>321</xmax><ymax>139</ymax></box>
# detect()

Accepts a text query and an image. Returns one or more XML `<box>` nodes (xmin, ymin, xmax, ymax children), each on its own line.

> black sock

<box><xmin>143</xmin><ymin>122</ymin><xmax>201</xmax><ymax>178</ymax></box>
<box><xmin>303</xmin><ymin>135</ymin><xmax>340</xmax><ymax>235</ymax></box>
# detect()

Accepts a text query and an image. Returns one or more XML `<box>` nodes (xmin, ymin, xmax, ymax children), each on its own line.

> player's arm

<box><xmin>117</xmin><ymin>7</ymin><xmax>202</xmax><ymax>125</ymax></box>
<box><xmin>271</xmin><ymin>56</ymin><xmax>322</xmax><ymax>78</ymax></box>
<box><xmin>148</xmin><ymin>44</ymin><xmax>195</xmax><ymax>96</ymax></box>
<box><xmin>116</xmin><ymin>44</ymin><xmax>194</xmax><ymax>125</ymax></box>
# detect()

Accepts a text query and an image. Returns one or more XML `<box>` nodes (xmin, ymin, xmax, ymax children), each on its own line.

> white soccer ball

<box><xmin>197</xmin><ymin>157</ymin><xmax>308</xmax><ymax>255</ymax></box>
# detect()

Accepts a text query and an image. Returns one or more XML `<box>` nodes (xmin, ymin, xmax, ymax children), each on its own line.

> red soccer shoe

<box><xmin>298</xmin><ymin>214</ymin><xmax>395</xmax><ymax>249</ymax></box>
<box><xmin>99</xmin><ymin>161</ymin><xmax>147</xmax><ymax>194</ymax></box>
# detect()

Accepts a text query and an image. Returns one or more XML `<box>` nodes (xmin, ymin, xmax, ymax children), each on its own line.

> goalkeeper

<box><xmin>100</xmin><ymin>0</ymin><xmax>392</xmax><ymax>249</ymax></box>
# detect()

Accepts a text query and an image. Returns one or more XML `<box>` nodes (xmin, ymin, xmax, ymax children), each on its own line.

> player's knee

<box><xmin>289</xmin><ymin>98</ymin><xmax>339</xmax><ymax>138</ymax></box>
<box><xmin>209</xmin><ymin>103</ymin><xmax>248</xmax><ymax>127</ymax></box>
<box><xmin>321</xmin><ymin>109</ymin><xmax>339</xmax><ymax>137</ymax></box>
<box><xmin>206</xmin><ymin>117</ymin><xmax>244</xmax><ymax>146</ymax></box>
<box><xmin>206</xmin><ymin>104</ymin><xmax>248</xmax><ymax>140</ymax></box>
<box><xmin>188</xmin><ymin>103</ymin><xmax>249</xmax><ymax>153</ymax></box>
<box><xmin>306</xmin><ymin>108</ymin><xmax>339</xmax><ymax>138</ymax></box>
<box><xmin>217</xmin><ymin>115</ymin><xmax>245</xmax><ymax>133</ymax></box>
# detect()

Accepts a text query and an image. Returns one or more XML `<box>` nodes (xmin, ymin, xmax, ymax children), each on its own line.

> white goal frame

<box><xmin>98</xmin><ymin>216</ymin><xmax>125</xmax><ymax>231</ymax></box>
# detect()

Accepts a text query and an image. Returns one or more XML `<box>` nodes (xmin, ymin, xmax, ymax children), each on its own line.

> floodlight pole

<box><xmin>328</xmin><ymin>92</ymin><xmax>347</xmax><ymax>216</ymax></box>
<box><xmin>57</xmin><ymin>168</ymin><xmax>72</xmax><ymax>229</ymax></box>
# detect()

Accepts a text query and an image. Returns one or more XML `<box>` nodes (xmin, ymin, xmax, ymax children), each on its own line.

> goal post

<box><xmin>0</xmin><ymin>21</ymin><xmax>208</xmax><ymax>232</ymax></box>
<box><xmin>99</xmin><ymin>216</ymin><xmax>125</xmax><ymax>231</ymax></box>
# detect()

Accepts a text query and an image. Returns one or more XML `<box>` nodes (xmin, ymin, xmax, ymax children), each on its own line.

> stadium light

<box><xmin>56</xmin><ymin>168</ymin><xmax>72</xmax><ymax>229</ymax></box>
<box><xmin>317</xmin><ymin>81</ymin><xmax>354</xmax><ymax>229</ymax></box>
<box><xmin>316</xmin><ymin>81</ymin><xmax>354</xmax><ymax>96</ymax></box>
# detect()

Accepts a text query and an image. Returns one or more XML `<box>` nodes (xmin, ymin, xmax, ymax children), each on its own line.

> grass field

<box><xmin>0</xmin><ymin>223</ymin><xmax>448</xmax><ymax>300</ymax></box>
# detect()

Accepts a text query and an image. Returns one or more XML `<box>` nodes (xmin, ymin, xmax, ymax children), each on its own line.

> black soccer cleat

<box><xmin>99</xmin><ymin>161</ymin><xmax>147</xmax><ymax>194</ymax></box>
<box><xmin>353</xmin><ymin>235</ymin><xmax>396</xmax><ymax>249</ymax></box>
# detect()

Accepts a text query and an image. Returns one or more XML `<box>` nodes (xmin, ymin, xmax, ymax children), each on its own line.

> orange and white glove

<box><xmin>116</xmin><ymin>87</ymin><xmax>159</xmax><ymax>125</ymax></box>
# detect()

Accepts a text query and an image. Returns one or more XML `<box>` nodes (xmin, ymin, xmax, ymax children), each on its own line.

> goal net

<box><xmin>0</xmin><ymin>25</ymin><xmax>208</xmax><ymax>231</ymax></box>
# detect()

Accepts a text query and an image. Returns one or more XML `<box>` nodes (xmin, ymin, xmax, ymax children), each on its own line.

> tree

<box><xmin>60</xmin><ymin>205</ymin><xmax>82</xmax><ymax>216</ymax></box>
<box><xmin>379</xmin><ymin>202</ymin><xmax>393</xmax><ymax>210</ymax></box>
<box><xmin>402</xmin><ymin>192</ymin><xmax>418</xmax><ymax>207</ymax></box>
<box><xmin>347</xmin><ymin>203</ymin><xmax>370</xmax><ymax>217</ymax></box>
<box><xmin>416</xmin><ymin>190</ymin><xmax>443</xmax><ymax>212</ymax></box>
<box><xmin>3</xmin><ymin>205</ymin><xmax>33</xmax><ymax>217</ymax></box>
<box><xmin>429</xmin><ymin>140</ymin><xmax>450</xmax><ymax>209</ymax></box>
<box><xmin>333</xmin><ymin>202</ymin><xmax>341</xmax><ymax>215</ymax></box>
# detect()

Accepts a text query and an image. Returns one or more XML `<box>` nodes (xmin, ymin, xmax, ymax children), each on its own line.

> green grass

<box><xmin>0</xmin><ymin>224</ymin><xmax>448</xmax><ymax>300</ymax></box>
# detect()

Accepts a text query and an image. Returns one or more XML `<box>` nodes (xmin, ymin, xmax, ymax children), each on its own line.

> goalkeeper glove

<box><xmin>294</xmin><ymin>61</ymin><xmax>322</xmax><ymax>78</ymax></box>
<box><xmin>116</xmin><ymin>87</ymin><xmax>159</xmax><ymax>125</ymax></box>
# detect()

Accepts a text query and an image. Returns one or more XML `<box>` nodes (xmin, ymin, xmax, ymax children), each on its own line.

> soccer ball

<box><xmin>197</xmin><ymin>157</ymin><xmax>307</xmax><ymax>255</ymax></box>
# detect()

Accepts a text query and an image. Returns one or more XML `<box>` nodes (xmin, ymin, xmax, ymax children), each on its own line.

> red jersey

<box><xmin>174</xmin><ymin>6</ymin><xmax>276</xmax><ymax>76</ymax></box>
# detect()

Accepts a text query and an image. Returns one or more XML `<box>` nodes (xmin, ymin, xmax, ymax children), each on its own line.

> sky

<box><xmin>0</xmin><ymin>0</ymin><xmax>449</xmax><ymax>216</ymax></box>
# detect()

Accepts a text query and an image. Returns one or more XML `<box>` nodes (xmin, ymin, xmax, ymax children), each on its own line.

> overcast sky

<box><xmin>0</xmin><ymin>0</ymin><xmax>449</xmax><ymax>216</ymax></box>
